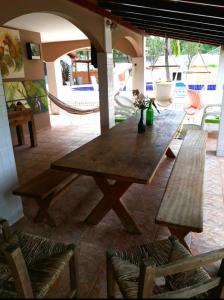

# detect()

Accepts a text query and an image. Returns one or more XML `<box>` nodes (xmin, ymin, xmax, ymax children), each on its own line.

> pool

<box><xmin>71</xmin><ymin>82</ymin><xmax>217</xmax><ymax>93</ymax></box>
<box><xmin>71</xmin><ymin>86</ymin><xmax>95</xmax><ymax>91</ymax></box>
<box><xmin>146</xmin><ymin>82</ymin><xmax>216</xmax><ymax>91</ymax></box>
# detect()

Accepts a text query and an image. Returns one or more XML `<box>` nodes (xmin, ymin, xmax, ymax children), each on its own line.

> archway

<box><xmin>0</xmin><ymin>9</ymin><xmax>103</xmax><ymax>224</ymax></box>
<box><xmin>0</xmin><ymin>0</ymin><xmax>105</xmax><ymax>51</ymax></box>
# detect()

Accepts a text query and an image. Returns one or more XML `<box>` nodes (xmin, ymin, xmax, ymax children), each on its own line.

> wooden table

<box><xmin>8</xmin><ymin>109</ymin><xmax>37</xmax><ymax>147</ymax></box>
<box><xmin>51</xmin><ymin>110</ymin><xmax>185</xmax><ymax>234</ymax></box>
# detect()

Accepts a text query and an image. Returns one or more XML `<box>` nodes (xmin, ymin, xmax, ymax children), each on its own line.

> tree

<box><xmin>145</xmin><ymin>36</ymin><xmax>164</xmax><ymax>67</ymax></box>
<box><xmin>60</xmin><ymin>60</ymin><xmax>70</xmax><ymax>85</ymax></box>
<box><xmin>179</xmin><ymin>40</ymin><xmax>200</xmax><ymax>70</ymax></box>
<box><xmin>200</xmin><ymin>44</ymin><xmax>218</xmax><ymax>54</ymax></box>
<box><xmin>164</xmin><ymin>37</ymin><xmax>180</xmax><ymax>81</ymax></box>
<box><xmin>113</xmin><ymin>50</ymin><xmax>131</xmax><ymax>63</ymax></box>
<box><xmin>146</xmin><ymin>36</ymin><xmax>180</xmax><ymax>81</ymax></box>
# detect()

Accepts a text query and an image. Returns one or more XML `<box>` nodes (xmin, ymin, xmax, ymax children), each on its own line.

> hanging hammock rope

<box><xmin>47</xmin><ymin>92</ymin><xmax>100</xmax><ymax>115</ymax></box>
<box><xmin>184</xmin><ymin>44</ymin><xmax>211</xmax><ymax>74</ymax></box>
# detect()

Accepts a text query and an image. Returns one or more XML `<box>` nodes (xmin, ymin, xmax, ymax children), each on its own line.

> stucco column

<box><xmin>132</xmin><ymin>57</ymin><xmax>145</xmax><ymax>94</ymax></box>
<box><xmin>132</xmin><ymin>37</ymin><xmax>146</xmax><ymax>94</ymax></box>
<box><xmin>97</xmin><ymin>18</ymin><xmax>115</xmax><ymax>133</ymax></box>
<box><xmin>98</xmin><ymin>52</ymin><xmax>115</xmax><ymax>132</ymax></box>
<box><xmin>216</xmin><ymin>46</ymin><xmax>224</xmax><ymax>156</ymax></box>
<box><xmin>46</xmin><ymin>59</ymin><xmax>63</xmax><ymax>115</ymax></box>
<box><xmin>0</xmin><ymin>72</ymin><xmax>23</xmax><ymax>224</ymax></box>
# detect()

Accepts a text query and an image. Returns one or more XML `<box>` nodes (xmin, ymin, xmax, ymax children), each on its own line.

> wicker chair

<box><xmin>106</xmin><ymin>235</ymin><xmax>224</xmax><ymax>298</ymax></box>
<box><xmin>0</xmin><ymin>218</ymin><xmax>79</xmax><ymax>298</ymax></box>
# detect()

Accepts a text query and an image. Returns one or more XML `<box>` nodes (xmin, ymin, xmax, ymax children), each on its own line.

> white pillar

<box><xmin>46</xmin><ymin>59</ymin><xmax>63</xmax><ymax>115</ymax></box>
<box><xmin>132</xmin><ymin>37</ymin><xmax>146</xmax><ymax>95</ymax></box>
<box><xmin>132</xmin><ymin>57</ymin><xmax>145</xmax><ymax>94</ymax></box>
<box><xmin>98</xmin><ymin>52</ymin><xmax>115</xmax><ymax>132</ymax></box>
<box><xmin>97</xmin><ymin>18</ymin><xmax>115</xmax><ymax>133</ymax></box>
<box><xmin>216</xmin><ymin>45</ymin><xmax>224</xmax><ymax>156</ymax></box>
<box><xmin>0</xmin><ymin>72</ymin><xmax>23</xmax><ymax>224</ymax></box>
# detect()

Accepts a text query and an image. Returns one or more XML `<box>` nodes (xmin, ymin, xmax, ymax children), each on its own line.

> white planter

<box><xmin>155</xmin><ymin>81</ymin><xmax>175</xmax><ymax>106</ymax></box>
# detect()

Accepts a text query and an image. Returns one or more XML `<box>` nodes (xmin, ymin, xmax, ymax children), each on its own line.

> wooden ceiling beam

<box><xmin>127</xmin><ymin>20</ymin><xmax>224</xmax><ymax>37</ymax></box>
<box><xmin>144</xmin><ymin>30</ymin><xmax>221</xmax><ymax>46</ymax></box>
<box><xmin>99</xmin><ymin>1</ymin><xmax>224</xmax><ymax>22</ymax></box>
<box><xmin>108</xmin><ymin>9</ymin><xmax>224</xmax><ymax>28</ymax></box>
<box><xmin>99</xmin><ymin>0</ymin><xmax>224</xmax><ymax>18</ymax></box>
<box><xmin>158</xmin><ymin>0</ymin><xmax>224</xmax><ymax>7</ymax></box>
<box><xmin>116</xmin><ymin>12</ymin><xmax>224</xmax><ymax>30</ymax></box>
<box><xmin>138</xmin><ymin>25</ymin><xmax>224</xmax><ymax>41</ymax></box>
<box><xmin>142</xmin><ymin>27</ymin><xmax>222</xmax><ymax>44</ymax></box>
<box><xmin>68</xmin><ymin>0</ymin><xmax>144</xmax><ymax>35</ymax></box>
<box><xmin>103</xmin><ymin>0</ymin><xmax>224</xmax><ymax>6</ymax></box>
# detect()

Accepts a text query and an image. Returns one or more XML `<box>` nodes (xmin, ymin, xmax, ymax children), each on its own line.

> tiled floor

<box><xmin>11</xmin><ymin>110</ymin><xmax>224</xmax><ymax>298</ymax></box>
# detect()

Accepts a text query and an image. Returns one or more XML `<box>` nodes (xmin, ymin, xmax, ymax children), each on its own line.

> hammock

<box><xmin>114</xmin><ymin>91</ymin><xmax>136</xmax><ymax>118</ymax></box>
<box><xmin>47</xmin><ymin>92</ymin><xmax>100</xmax><ymax>115</ymax></box>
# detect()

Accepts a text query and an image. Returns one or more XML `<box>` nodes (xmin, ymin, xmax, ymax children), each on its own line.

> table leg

<box><xmin>28</xmin><ymin>120</ymin><xmax>37</xmax><ymax>147</ymax></box>
<box><xmin>166</xmin><ymin>147</ymin><xmax>176</xmax><ymax>158</ymax></box>
<box><xmin>85</xmin><ymin>176</ymin><xmax>141</xmax><ymax>234</ymax></box>
<box><xmin>113</xmin><ymin>200</ymin><xmax>142</xmax><ymax>234</ymax></box>
<box><xmin>16</xmin><ymin>125</ymin><xmax>25</xmax><ymax>145</ymax></box>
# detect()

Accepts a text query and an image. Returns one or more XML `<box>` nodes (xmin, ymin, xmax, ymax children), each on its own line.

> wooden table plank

<box><xmin>51</xmin><ymin>110</ymin><xmax>185</xmax><ymax>184</ymax></box>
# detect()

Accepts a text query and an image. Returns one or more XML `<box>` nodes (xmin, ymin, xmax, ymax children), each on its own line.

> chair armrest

<box><xmin>201</xmin><ymin>104</ymin><xmax>221</xmax><ymax>127</ymax></box>
<box><xmin>155</xmin><ymin>248</ymin><xmax>224</xmax><ymax>277</ymax></box>
<box><xmin>203</xmin><ymin>104</ymin><xmax>221</xmax><ymax>113</ymax></box>
<box><xmin>204</xmin><ymin>103</ymin><xmax>221</xmax><ymax>108</ymax></box>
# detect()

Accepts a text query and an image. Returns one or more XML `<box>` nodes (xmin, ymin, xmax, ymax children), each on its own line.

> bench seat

<box><xmin>13</xmin><ymin>169</ymin><xmax>80</xmax><ymax>225</ymax></box>
<box><xmin>155</xmin><ymin>129</ymin><xmax>207</xmax><ymax>246</ymax></box>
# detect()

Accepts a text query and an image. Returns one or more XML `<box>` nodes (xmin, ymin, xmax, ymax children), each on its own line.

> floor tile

<box><xmin>11</xmin><ymin>113</ymin><xmax>224</xmax><ymax>298</ymax></box>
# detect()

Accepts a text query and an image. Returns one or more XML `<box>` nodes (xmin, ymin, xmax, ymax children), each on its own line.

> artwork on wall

<box><xmin>26</xmin><ymin>42</ymin><xmax>41</xmax><ymax>60</ymax></box>
<box><xmin>0</xmin><ymin>26</ymin><xmax>25</xmax><ymax>79</ymax></box>
<box><xmin>3</xmin><ymin>79</ymin><xmax>49</xmax><ymax>114</ymax></box>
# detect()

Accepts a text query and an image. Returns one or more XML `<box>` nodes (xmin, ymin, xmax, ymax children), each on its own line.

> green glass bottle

<box><xmin>146</xmin><ymin>101</ymin><xmax>154</xmax><ymax>125</ymax></box>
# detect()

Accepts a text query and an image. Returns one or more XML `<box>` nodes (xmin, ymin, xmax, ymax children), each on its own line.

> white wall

<box><xmin>0</xmin><ymin>72</ymin><xmax>23</xmax><ymax>224</ymax></box>
<box><xmin>46</xmin><ymin>59</ymin><xmax>63</xmax><ymax>114</ymax></box>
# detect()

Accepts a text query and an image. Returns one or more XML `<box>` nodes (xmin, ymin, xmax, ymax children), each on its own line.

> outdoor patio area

<box><xmin>11</xmin><ymin>111</ymin><xmax>224</xmax><ymax>298</ymax></box>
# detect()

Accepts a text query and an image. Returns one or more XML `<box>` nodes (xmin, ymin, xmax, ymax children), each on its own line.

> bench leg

<box><xmin>166</xmin><ymin>147</ymin><xmax>176</xmax><ymax>158</ymax></box>
<box><xmin>34</xmin><ymin>198</ymin><xmax>56</xmax><ymax>226</ymax></box>
<box><xmin>168</xmin><ymin>227</ymin><xmax>192</xmax><ymax>252</ymax></box>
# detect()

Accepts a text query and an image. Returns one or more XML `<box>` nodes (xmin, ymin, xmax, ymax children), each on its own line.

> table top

<box><xmin>8</xmin><ymin>109</ymin><xmax>33</xmax><ymax>126</ymax></box>
<box><xmin>51</xmin><ymin>110</ymin><xmax>185</xmax><ymax>184</ymax></box>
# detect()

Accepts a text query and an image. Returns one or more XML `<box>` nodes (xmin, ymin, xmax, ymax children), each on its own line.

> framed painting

<box><xmin>3</xmin><ymin>79</ymin><xmax>49</xmax><ymax>114</ymax></box>
<box><xmin>0</xmin><ymin>26</ymin><xmax>25</xmax><ymax>79</ymax></box>
<box><xmin>26</xmin><ymin>42</ymin><xmax>41</xmax><ymax>60</ymax></box>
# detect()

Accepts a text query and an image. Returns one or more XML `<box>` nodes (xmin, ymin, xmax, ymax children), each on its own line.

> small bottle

<box><xmin>146</xmin><ymin>101</ymin><xmax>154</xmax><ymax>125</ymax></box>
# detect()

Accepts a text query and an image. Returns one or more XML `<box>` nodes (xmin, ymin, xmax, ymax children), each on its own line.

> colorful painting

<box><xmin>0</xmin><ymin>27</ymin><xmax>24</xmax><ymax>79</ymax></box>
<box><xmin>3</xmin><ymin>80</ymin><xmax>49</xmax><ymax>114</ymax></box>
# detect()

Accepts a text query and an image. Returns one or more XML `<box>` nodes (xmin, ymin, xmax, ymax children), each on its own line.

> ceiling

<box><xmin>97</xmin><ymin>0</ymin><xmax>224</xmax><ymax>46</ymax></box>
<box><xmin>4</xmin><ymin>13</ymin><xmax>87</xmax><ymax>43</ymax></box>
<box><xmin>4</xmin><ymin>2</ymin><xmax>224</xmax><ymax>46</ymax></box>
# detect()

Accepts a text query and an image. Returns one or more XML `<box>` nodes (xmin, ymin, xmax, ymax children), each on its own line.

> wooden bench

<box><xmin>155</xmin><ymin>129</ymin><xmax>208</xmax><ymax>248</ymax></box>
<box><xmin>13</xmin><ymin>169</ymin><xmax>80</xmax><ymax>226</ymax></box>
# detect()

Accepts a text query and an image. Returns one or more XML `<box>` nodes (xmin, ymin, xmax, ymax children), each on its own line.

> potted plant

<box><xmin>154</xmin><ymin>38</ymin><xmax>180</xmax><ymax>107</ymax></box>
